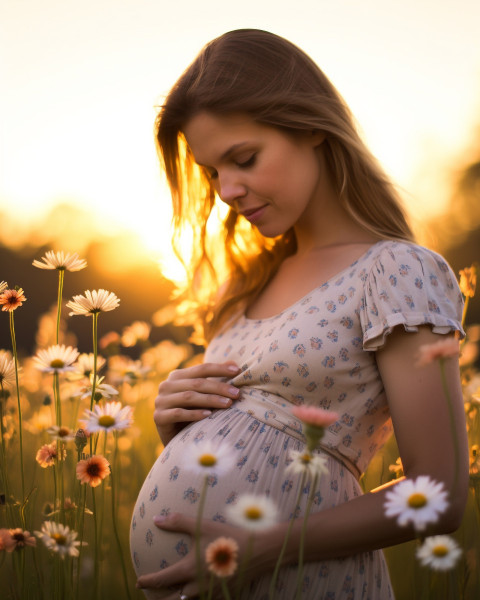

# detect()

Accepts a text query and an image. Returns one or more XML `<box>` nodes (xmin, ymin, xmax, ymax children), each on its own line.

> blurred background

<box><xmin>1</xmin><ymin>0</ymin><xmax>479</xmax><ymax>354</ymax></box>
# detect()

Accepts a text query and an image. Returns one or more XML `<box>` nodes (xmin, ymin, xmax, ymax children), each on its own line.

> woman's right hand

<box><xmin>154</xmin><ymin>361</ymin><xmax>241</xmax><ymax>446</ymax></box>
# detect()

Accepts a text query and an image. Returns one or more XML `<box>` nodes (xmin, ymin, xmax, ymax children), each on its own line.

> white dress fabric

<box><xmin>130</xmin><ymin>241</ymin><xmax>464</xmax><ymax>599</ymax></box>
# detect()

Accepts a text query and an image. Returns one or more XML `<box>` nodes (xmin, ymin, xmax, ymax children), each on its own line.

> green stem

<box><xmin>0</xmin><ymin>383</ymin><xmax>14</xmax><ymax>525</ymax></box>
<box><xmin>9</xmin><ymin>311</ymin><xmax>25</xmax><ymax>516</ymax></box>
<box><xmin>89</xmin><ymin>313</ymin><xmax>99</xmax><ymax>457</ymax></box>
<box><xmin>56</xmin><ymin>269</ymin><xmax>65</xmax><ymax>344</ymax></box>
<box><xmin>220</xmin><ymin>577</ymin><xmax>232</xmax><ymax>600</ymax></box>
<box><xmin>234</xmin><ymin>534</ymin><xmax>253</xmax><ymax>600</ymax></box>
<box><xmin>110</xmin><ymin>434</ymin><xmax>132</xmax><ymax>600</ymax></box>
<box><xmin>75</xmin><ymin>483</ymin><xmax>87</xmax><ymax>600</ymax></box>
<box><xmin>269</xmin><ymin>470</ymin><xmax>307</xmax><ymax>600</ymax></box>
<box><xmin>92</xmin><ymin>487</ymin><xmax>100</xmax><ymax>600</ymax></box>
<box><xmin>295</xmin><ymin>472</ymin><xmax>319</xmax><ymax>600</ymax></box>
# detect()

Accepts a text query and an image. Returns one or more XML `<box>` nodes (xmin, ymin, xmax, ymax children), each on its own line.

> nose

<box><xmin>216</xmin><ymin>171</ymin><xmax>247</xmax><ymax>207</ymax></box>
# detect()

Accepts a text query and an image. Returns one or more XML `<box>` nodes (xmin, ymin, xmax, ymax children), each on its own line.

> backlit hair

<box><xmin>156</xmin><ymin>29</ymin><xmax>414</xmax><ymax>343</ymax></box>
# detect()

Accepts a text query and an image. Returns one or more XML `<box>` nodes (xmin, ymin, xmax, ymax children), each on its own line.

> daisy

<box><xmin>74</xmin><ymin>374</ymin><xmax>119</xmax><ymax>402</ymax></box>
<box><xmin>81</xmin><ymin>401</ymin><xmax>133</xmax><ymax>434</ymax></box>
<box><xmin>35</xmin><ymin>521</ymin><xmax>82</xmax><ymax>558</ymax></box>
<box><xmin>286</xmin><ymin>449</ymin><xmax>328</xmax><ymax>478</ymax></box>
<box><xmin>70</xmin><ymin>353</ymin><xmax>106</xmax><ymax>380</ymax></box>
<box><xmin>0</xmin><ymin>529</ymin><xmax>16</xmax><ymax>552</ymax></box>
<box><xmin>226</xmin><ymin>494</ymin><xmax>279</xmax><ymax>532</ymax></box>
<box><xmin>46</xmin><ymin>425</ymin><xmax>76</xmax><ymax>443</ymax></box>
<box><xmin>205</xmin><ymin>536</ymin><xmax>239</xmax><ymax>578</ymax></box>
<box><xmin>33</xmin><ymin>345</ymin><xmax>80</xmax><ymax>374</ymax></box>
<box><xmin>0</xmin><ymin>352</ymin><xmax>16</xmax><ymax>388</ymax></box>
<box><xmin>415</xmin><ymin>338</ymin><xmax>460</xmax><ymax>367</ymax></box>
<box><xmin>121</xmin><ymin>321</ymin><xmax>151</xmax><ymax>347</ymax></box>
<box><xmin>32</xmin><ymin>250</ymin><xmax>87</xmax><ymax>272</ymax></box>
<box><xmin>0</xmin><ymin>287</ymin><xmax>26</xmax><ymax>312</ymax></box>
<box><xmin>36</xmin><ymin>442</ymin><xmax>66</xmax><ymax>468</ymax></box>
<box><xmin>384</xmin><ymin>475</ymin><xmax>448</xmax><ymax>531</ymax></box>
<box><xmin>416</xmin><ymin>535</ymin><xmax>462</xmax><ymax>571</ymax></box>
<box><xmin>76</xmin><ymin>454</ymin><xmax>110</xmax><ymax>487</ymax></box>
<box><xmin>459</xmin><ymin>266</ymin><xmax>477</xmax><ymax>298</ymax></box>
<box><xmin>186</xmin><ymin>441</ymin><xmax>234</xmax><ymax>476</ymax></box>
<box><xmin>8</xmin><ymin>528</ymin><xmax>36</xmax><ymax>550</ymax></box>
<box><xmin>67</xmin><ymin>289</ymin><xmax>120</xmax><ymax>316</ymax></box>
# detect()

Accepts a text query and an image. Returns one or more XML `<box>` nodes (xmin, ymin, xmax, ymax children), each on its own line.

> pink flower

<box><xmin>8</xmin><ymin>529</ymin><xmax>36</xmax><ymax>550</ymax></box>
<box><xmin>0</xmin><ymin>529</ymin><xmax>15</xmax><ymax>552</ymax></box>
<box><xmin>416</xmin><ymin>338</ymin><xmax>460</xmax><ymax>367</ymax></box>
<box><xmin>292</xmin><ymin>405</ymin><xmax>339</xmax><ymax>452</ymax></box>
<box><xmin>292</xmin><ymin>405</ymin><xmax>339</xmax><ymax>428</ymax></box>
<box><xmin>36</xmin><ymin>442</ymin><xmax>66</xmax><ymax>468</ymax></box>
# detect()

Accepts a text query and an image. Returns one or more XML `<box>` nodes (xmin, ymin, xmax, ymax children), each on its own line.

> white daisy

<box><xmin>46</xmin><ymin>425</ymin><xmax>76</xmax><ymax>443</ymax></box>
<box><xmin>186</xmin><ymin>441</ymin><xmax>235</xmax><ymax>476</ymax></box>
<box><xmin>81</xmin><ymin>401</ymin><xmax>133</xmax><ymax>434</ymax></box>
<box><xmin>416</xmin><ymin>535</ymin><xmax>462</xmax><ymax>571</ymax></box>
<box><xmin>33</xmin><ymin>345</ymin><xmax>80</xmax><ymax>374</ymax></box>
<box><xmin>67</xmin><ymin>289</ymin><xmax>120</xmax><ymax>316</ymax></box>
<box><xmin>226</xmin><ymin>494</ymin><xmax>279</xmax><ymax>532</ymax></box>
<box><xmin>74</xmin><ymin>375</ymin><xmax>119</xmax><ymax>401</ymax></box>
<box><xmin>32</xmin><ymin>250</ymin><xmax>87</xmax><ymax>272</ymax></box>
<box><xmin>69</xmin><ymin>353</ymin><xmax>106</xmax><ymax>380</ymax></box>
<box><xmin>35</xmin><ymin>521</ymin><xmax>83</xmax><ymax>558</ymax></box>
<box><xmin>0</xmin><ymin>351</ymin><xmax>16</xmax><ymax>388</ymax></box>
<box><xmin>286</xmin><ymin>450</ymin><xmax>328</xmax><ymax>478</ymax></box>
<box><xmin>384</xmin><ymin>475</ymin><xmax>448</xmax><ymax>531</ymax></box>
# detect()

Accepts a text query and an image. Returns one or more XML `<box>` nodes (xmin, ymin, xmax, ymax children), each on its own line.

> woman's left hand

<box><xmin>136</xmin><ymin>512</ymin><xmax>257</xmax><ymax>600</ymax></box>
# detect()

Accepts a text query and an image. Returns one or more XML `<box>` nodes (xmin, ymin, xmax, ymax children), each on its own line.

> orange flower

<box><xmin>76</xmin><ymin>454</ymin><xmax>110</xmax><ymax>487</ymax></box>
<box><xmin>36</xmin><ymin>442</ymin><xmax>65</xmax><ymax>468</ymax></box>
<box><xmin>205</xmin><ymin>536</ymin><xmax>239</xmax><ymax>578</ymax></box>
<box><xmin>416</xmin><ymin>338</ymin><xmax>460</xmax><ymax>367</ymax></box>
<box><xmin>8</xmin><ymin>528</ymin><xmax>36</xmax><ymax>550</ymax></box>
<box><xmin>459</xmin><ymin>266</ymin><xmax>477</xmax><ymax>298</ymax></box>
<box><xmin>0</xmin><ymin>288</ymin><xmax>27</xmax><ymax>312</ymax></box>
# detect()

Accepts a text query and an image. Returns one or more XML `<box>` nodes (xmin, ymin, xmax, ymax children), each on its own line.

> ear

<box><xmin>311</xmin><ymin>130</ymin><xmax>326</xmax><ymax>146</ymax></box>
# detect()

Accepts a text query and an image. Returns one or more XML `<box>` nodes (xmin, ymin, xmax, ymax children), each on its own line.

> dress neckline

<box><xmin>243</xmin><ymin>240</ymin><xmax>388</xmax><ymax>323</ymax></box>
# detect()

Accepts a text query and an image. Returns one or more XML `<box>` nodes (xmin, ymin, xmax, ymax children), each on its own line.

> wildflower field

<box><xmin>0</xmin><ymin>253</ymin><xmax>479</xmax><ymax>599</ymax></box>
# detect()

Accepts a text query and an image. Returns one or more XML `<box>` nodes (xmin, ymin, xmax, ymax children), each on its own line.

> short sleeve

<box><xmin>360</xmin><ymin>243</ymin><xmax>465</xmax><ymax>351</ymax></box>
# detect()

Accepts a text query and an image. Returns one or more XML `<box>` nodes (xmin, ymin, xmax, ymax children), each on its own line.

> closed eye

<box><xmin>236</xmin><ymin>154</ymin><xmax>257</xmax><ymax>169</ymax></box>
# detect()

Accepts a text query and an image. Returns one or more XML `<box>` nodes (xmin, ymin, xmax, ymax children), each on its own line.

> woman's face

<box><xmin>183</xmin><ymin>112</ymin><xmax>327</xmax><ymax>239</ymax></box>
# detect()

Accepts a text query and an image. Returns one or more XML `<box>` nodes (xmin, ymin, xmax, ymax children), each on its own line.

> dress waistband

<box><xmin>233</xmin><ymin>393</ymin><xmax>362</xmax><ymax>481</ymax></box>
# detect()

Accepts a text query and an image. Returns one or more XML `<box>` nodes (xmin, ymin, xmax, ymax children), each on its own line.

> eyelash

<box><xmin>205</xmin><ymin>154</ymin><xmax>257</xmax><ymax>181</ymax></box>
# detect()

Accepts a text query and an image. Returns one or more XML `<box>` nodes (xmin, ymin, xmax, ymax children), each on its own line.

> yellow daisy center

<box><xmin>408</xmin><ymin>493</ymin><xmax>427</xmax><ymax>509</ymax></box>
<box><xmin>50</xmin><ymin>359</ymin><xmax>65</xmax><ymax>368</ymax></box>
<box><xmin>245</xmin><ymin>506</ymin><xmax>263</xmax><ymax>520</ymax></box>
<box><xmin>98</xmin><ymin>415</ymin><xmax>116</xmax><ymax>428</ymax></box>
<box><xmin>432</xmin><ymin>544</ymin><xmax>449</xmax><ymax>557</ymax></box>
<box><xmin>300</xmin><ymin>453</ymin><xmax>312</xmax><ymax>464</ymax></box>
<box><xmin>199</xmin><ymin>453</ymin><xmax>217</xmax><ymax>467</ymax></box>
<box><xmin>52</xmin><ymin>533</ymin><xmax>67</xmax><ymax>545</ymax></box>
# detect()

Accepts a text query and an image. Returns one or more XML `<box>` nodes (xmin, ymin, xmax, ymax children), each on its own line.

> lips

<box><xmin>240</xmin><ymin>204</ymin><xmax>268</xmax><ymax>223</ymax></box>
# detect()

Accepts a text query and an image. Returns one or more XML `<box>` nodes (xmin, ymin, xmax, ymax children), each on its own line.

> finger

<box><xmin>153</xmin><ymin>512</ymin><xmax>197</xmax><ymax>535</ymax></box>
<box><xmin>160</xmin><ymin>377</ymin><xmax>240</xmax><ymax>402</ymax></box>
<box><xmin>168</xmin><ymin>361</ymin><xmax>240</xmax><ymax>381</ymax></box>
<box><xmin>154</xmin><ymin>406</ymin><xmax>213</xmax><ymax>427</ymax></box>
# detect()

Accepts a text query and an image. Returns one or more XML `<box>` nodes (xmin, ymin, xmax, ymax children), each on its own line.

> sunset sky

<box><xmin>1</xmin><ymin>0</ymin><xmax>479</xmax><ymax>271</ymax></box>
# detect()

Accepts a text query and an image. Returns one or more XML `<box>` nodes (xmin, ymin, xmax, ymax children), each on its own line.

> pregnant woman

<box><xmin>130</xmin><ymin>29</ymin><xmax>468</xmax><ymax>600</ymax></box>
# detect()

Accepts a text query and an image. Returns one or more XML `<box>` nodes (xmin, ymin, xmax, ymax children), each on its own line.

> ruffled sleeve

<box><xmin>360</xmin><ymin>242</ymin><xmax>465</xmax><ymax>350</ymax></box>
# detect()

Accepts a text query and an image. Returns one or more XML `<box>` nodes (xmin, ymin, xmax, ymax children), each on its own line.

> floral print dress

<box><xmin>130</xmin><ymin>241</ymin><xmax>464</xmax><ymax>599</ymax></box>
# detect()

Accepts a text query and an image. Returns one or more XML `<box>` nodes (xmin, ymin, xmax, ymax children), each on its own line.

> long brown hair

<box><xmin>156</xmin><ymin>29</ymin><xmax>414</xmax><ymax>343</ymax></box>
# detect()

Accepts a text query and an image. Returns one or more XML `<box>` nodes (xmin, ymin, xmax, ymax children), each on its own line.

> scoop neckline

<box><xmin>243</xmin><ymin>240</ymin><xmax>388</xmax><ymax>323</ymax></box>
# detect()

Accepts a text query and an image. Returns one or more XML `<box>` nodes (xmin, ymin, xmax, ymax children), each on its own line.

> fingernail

<box><xmin>153</xmin><ymin>515</ymin><xmax>166</xmax><ymax>525</ymax></box>
<box><xmin>227</xmin><ymin>364</ymin><xmax>240</xmax><ymax>373</ymax></box>
<box><xmin>228</xmin><ymin>386</ymin><xmax>240</xmax><ymax>397</ymax></box>
<box><xmin>202</xmin><ymin>410</ymin><xmax>212</xmax><ymax>417</ymax></box>
<box><xmin>219</xmin><ymin>398</ymin><xmax>231</xmax><ymax>406</ymax></box>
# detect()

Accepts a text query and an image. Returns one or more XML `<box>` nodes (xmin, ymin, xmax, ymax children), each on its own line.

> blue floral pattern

<box><xmin>130</xmin><ymin>241</ymin><xmax>463</xmax><ymax>600</ymax></box>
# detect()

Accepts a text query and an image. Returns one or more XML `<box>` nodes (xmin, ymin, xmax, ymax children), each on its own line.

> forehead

<box><xmin>183</xmin><ymin>112</ymin><xmax>268</xmax><ymax>163</ymax></box>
